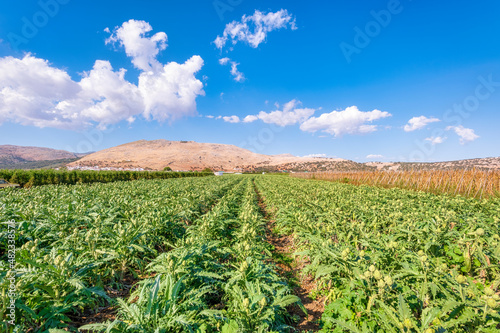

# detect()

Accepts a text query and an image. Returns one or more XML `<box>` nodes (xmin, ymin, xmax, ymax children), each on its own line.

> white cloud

<box><xmin>446</xmin><ymin>125</ymin><xmax>479</xmax><ymax>144</ymax></box>
<box><xmin>218</xmin><ymin>57</ymin><xmax>230</xmax><ymax>65</ymax></box>
<box><xmin>230</xmin><ymin>61</ymin><xmax>245</xmax><ymax>82</ymax></box>
<box><xmin>366</xmin><ymin>154</ymin><xmax>383</xmax><ymax>159</ymax></box>
<box><xmin>403</xmin><ymin>116</ymin><xmax>440</xmax><ymax>132</ymax></box>
<box><xmin>206</xmin><ymin>115</ymin><xmax>215</xmax><ymax>119</ymax></box>
<box><xmin>250</xmin><ymin>99</ymin><xmax>315</xmax><ymax>126</ymax></box>
<box><xmin>0</xmin><ymin>20</ymin><xmax>205</xmax><ymax>130</ymax></box>
<box><xmin>243</xmin><ymin>115</ymin><xmax>258</xmax><ymax>123</ymax></box>
<box><xmin>219</xmin><ymin>57</ymin><xmax>245</xmax><ymax>82</ymax></box>
<box><xmin>299</xmin><ymin>106</ymin><xmax>391</xmax><ymax>137</ymax></box>
<box><xmin>106</xmin><ymin>19</ymin><xmax>167</xmax><ymax>72</ymax></box>
<box><xmin>303</xmin><ymin>154</ymin><xmax>327</xmax><ymax>158</ymax></box>
<box><xmin>139</xmin><ymin>55</ymin><xmax>204</xmax><ymax>122</ymax></box>
<box><xmin>425</xmin><ymin>136</ymin><xmax>446</xmax><ymax>145</ymax></box>
<box><xmin>214</xmin><ymin>9</ymin><xmax>296</xmax><ymax>50</ymax></box>
<box><xmin>223</xmin><ymin>115</ymin><xmax>240</xmax><ymax>123</ymax></box>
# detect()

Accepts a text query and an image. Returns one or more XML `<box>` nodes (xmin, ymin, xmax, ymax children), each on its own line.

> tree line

<box><xmin>0</xmin><ymin>169</ymin><xmax>213</xmax><ymax>188</ymax></box>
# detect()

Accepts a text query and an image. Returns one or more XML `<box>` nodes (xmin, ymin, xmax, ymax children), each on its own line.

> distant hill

<box><xmin>67</xmin><ymin>139</ymin><xmax>369</xmax><ymax>172</ymax></box>
<box><xmin>0</xmin><ymin>145</ymin><xmax>86</xmax><ymax>169</ymax></box>
<box><xmin>365</xmin><ymin>157</ymin><xmax>500</xmax><ymax>171</ymax></box>
<box><xmin>4</xmin><ymin>141</ymin><xmax>498</xmax><ymax>172</ymax></box>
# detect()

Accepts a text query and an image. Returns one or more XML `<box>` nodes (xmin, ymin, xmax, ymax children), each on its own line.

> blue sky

<box><xmin>1</xmin><ymin>0</ymin><xmax>499</xmax><ymax>162</ymax></box>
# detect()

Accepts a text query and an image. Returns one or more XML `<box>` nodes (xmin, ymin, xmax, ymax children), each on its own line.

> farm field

<box><xmin>1</xmin><ymin>175</ymin><xmax>500</xmax><ymax>332</ymax></box>
<box><xmin>292</xmin><ymin>169</ymin><xmax>500</xmax><ymax>199</ymax></box>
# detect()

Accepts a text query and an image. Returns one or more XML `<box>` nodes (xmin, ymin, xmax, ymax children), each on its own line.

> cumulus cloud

<box><xmin>214</xmin><ymin>9</ymin><xmax>296</xmax><ymax>50</ymax></box>
<box><xmin>446</xmin><ymin>125</ymin><xmax>479</xmax><ymax>144</ymax></box>
<box><xmin>425</xmin><ymin>136</ymin><xmax>446</xmax><ymax>145</ymax></box>
<box><xmin>299</xmin><ymin>106</ymin><xmax>391</xmax><ymax>137</ymax></box>
<box><xmin>0</xmin><ymin>20</ymin><xmax>204</xmax><ymax>130</ymax></box>
<box><xmin>106</xmin><ymin>19</ymin><xmax>167</xmax><ymax>72</ymax></box>
<box><xmin>222</xmin><ymin>115</ymin><xmax>240</xmax><ymax>123</ymax></box>
<box><xmin>139</xmin><ymin>55</ymin><xmax>204</xmax><ymax>122</ymax></box>
<box><xmin>258</xmin><ymin>101</ymin><xmax>314</xmax><ymax>126</ymax></box>
<box><xmin>249</xmin><ymin>100</ymin><xmax>315</xmax><ymax>126</ymax></box>
<box><xmin>403</xmin><ymin>116</ymin><xmax>440</xmax><ymax>132</ymax></box>
<box><xmin>366</xmin><ymin>154</ymin><xmax>383</xmax><ymax>159</ymax></box>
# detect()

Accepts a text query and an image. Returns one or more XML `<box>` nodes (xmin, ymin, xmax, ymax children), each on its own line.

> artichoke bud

<box><xmin>242</xmin><ymin>298</ymin><xmax>249</xmax><ymax>309</ymax></box>
<box><xmin>487</xmin><ymin>298</ymin><xmax>497</xmax><ymax>308</ymax></box>
<box><xmin>373</xmin><ymin>270</ymin><xmax>382</xmax><ymax>280</ymax></box>
<box><xmin>484</xmin><ymin>287</ymin><xmax>494</xmax><ymax>296</ymax></box>
<box><xmin>240</xmin><ymin>261</ymin><xmax>248</xmax><ymax>272</ymax></box>
<box><xmin>259</xmin><ymin>297</ymin><xmax>267</xmax><ymax>308</ymax></box>
<box><xmin>369</xmin><ymin>265</ymin><xmax>376</xmax><ymax>272</ymax></box>
<box><xmin>384</xmin><ymin>276</ymin><xmax>393</xmax><ymax>285</ymax></box>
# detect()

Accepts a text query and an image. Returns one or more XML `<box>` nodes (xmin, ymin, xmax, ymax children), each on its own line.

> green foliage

<box><xmin>0</xmin><ymin>169</ymin><xmax>212</xmax><ymax>188</ymax></box>
<box><xmin>3</xmin><ymin>174</ymin><xmax>499</xmax><ymax>332</ymax></box>
<box><xmin>1</xmin><ymin>176</ymin><xmax>302</xmax><ymax>332</ymax></box>
<box><xmin>255</xmin><ymin>176</ymin><xmax>500</xmax><ymax>332</ymax></box>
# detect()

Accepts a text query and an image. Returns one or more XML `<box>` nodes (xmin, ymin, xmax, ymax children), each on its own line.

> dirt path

<box><xmin>253</xmin><ymin>181</ymin><xmax>324</xmax><ymax>332</ymax></box>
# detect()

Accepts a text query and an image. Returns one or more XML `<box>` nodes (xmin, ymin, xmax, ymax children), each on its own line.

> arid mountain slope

<box><xmin>68</xmin><ymin>139</ymin><xmax>356</xmax><ymax>171</ymax></box>
<box><xmin>366</xmin><ymin>157</ymin><xmax>500</xmax><ymax>171</ymax></box>
<box><xmin>0</xmin><ymin>145</ymin><xmax>86</xmax><ymax>168</ymax></box>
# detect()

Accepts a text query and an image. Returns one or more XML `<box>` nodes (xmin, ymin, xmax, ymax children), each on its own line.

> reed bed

<box><xmin>291</xmin><ymin>168</ymin><xmax>500</xmax><ymax>199</ymax></box>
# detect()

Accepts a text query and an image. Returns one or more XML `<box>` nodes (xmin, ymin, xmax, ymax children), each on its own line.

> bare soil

<box><xmin>254</xmin><ymin>182</ymin><xmax>324</xmax><ymax>332</ymax></box>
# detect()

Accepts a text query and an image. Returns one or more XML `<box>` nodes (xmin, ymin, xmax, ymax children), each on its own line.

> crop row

<box><xmin>255</xmin><ymin>176</ymin><xmax>500</xmax><ymax>332</ymax></box>
<box><xmin>82</xmin><ymin>177</ymin><xmax>301</xmax><ymax>332</ymax></box>
<box><xmin>0</xmin><ymin>169</ymin><xmax>212</xmax><ymax>188</ymax></box>
<box><xmin>1</xmin><ymin>176</ymin><xmax>301</xmax><ymax>332</ymax></box>
<box><xmin>0</xmin><ymin>176</ymin><xmax>238</xmax><ymax>332</ymax></box>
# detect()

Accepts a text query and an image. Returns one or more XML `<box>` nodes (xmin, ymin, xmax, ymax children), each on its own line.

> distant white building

<box><xmin>214</xmin><ymin>171</ymin><xmax>224</xmax><ymax>176</ymax></box>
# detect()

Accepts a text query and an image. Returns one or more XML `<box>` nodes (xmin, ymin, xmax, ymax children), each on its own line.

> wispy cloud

<box><xmin>403</xmin><ymin>116</ymin><xmax>440</xmax><ymax>132</ymax></box>
<box><xmin>425</xmin><ymin>136</ymin><xmax>446</xmax><ymax>145</ymax></box>
<box><xmin>214</xmin><ymin>9</ymin><xmax>296</xmax><ymax>50</ymax></box>
<box><xmin>303</xmin><ymin>153</ymin><xmax>327</xmax><ymax>158</ymax></box>
<box><xmin>219</xmin><ymin>57</ymin><xmax>245</xmax><ymax>82</ymax></box>
<box><xmin>300</xmin><ymin>106</ymin><xmax>391</xmax><ymax>137</ymax></box>
<box><xmin>446</xmin><ymin>125</ymin><xmax>479</xmax><ymax>144</ymax></box>
<box><xmin>222</xmin><ymin>115</ymin><xmax>240</xmax><ymax>123</ymax></box>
